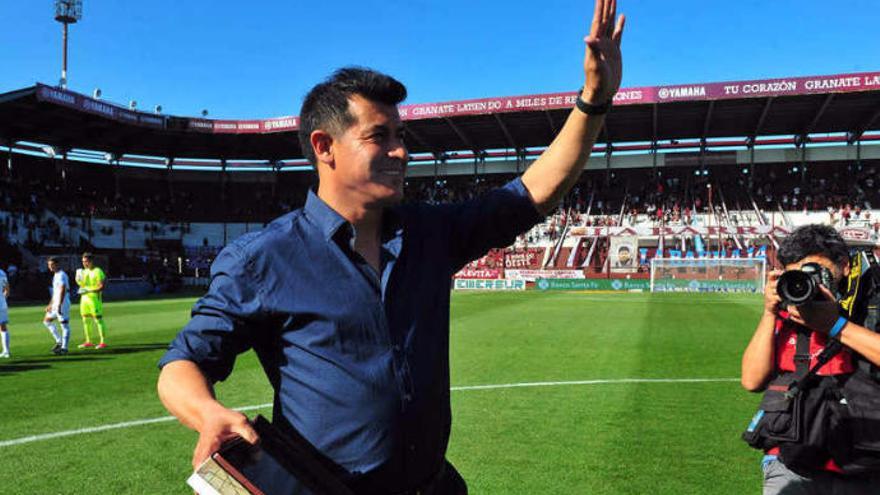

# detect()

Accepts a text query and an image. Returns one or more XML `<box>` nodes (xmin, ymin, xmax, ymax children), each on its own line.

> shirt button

<box><xmin>409</xmin><ymin>444</ymin><xmax>416</xmax><ymax>452</ymax></box>
<box><xmin>404</xmin><ymin>394</ymin><xmax>412</xmax><ymax>402</ymax></box>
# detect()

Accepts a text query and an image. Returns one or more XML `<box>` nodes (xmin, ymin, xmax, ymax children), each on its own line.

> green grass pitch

<box><xmin>0</xmin><ymin>292</ymin><xmax>765</xmax><ymax>494</ymax></box>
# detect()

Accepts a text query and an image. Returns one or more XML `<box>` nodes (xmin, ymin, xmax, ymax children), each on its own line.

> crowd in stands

<box><xmin>4</xmin><ymin>151</ymin><xmax>878</xmax><ymax>227</ymax></box>
<box><xmin>0</xmin><ymin>150</ymin><xmax>877</xmax><ymax>292</ymax></box>
<box><xmin>0</xmin><ymin>152</ymin><xmax>314</xmax><ymax>225</ymax></box>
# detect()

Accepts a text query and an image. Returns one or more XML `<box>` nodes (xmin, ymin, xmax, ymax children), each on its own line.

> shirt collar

<box><xmin>304</xmin><ymin>189</ymin><xmax>350</xmax><ymax>242</ymax></box>
<box><xmin>303</xmin><ymin>189</ymin><xmax>405</xmax><ymax>246</ymax></box>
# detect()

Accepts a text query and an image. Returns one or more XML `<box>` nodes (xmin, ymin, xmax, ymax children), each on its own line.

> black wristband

<box><xmin>575</xmin><ymin>89</ymin><xmax>612</xmax><ymax>115</ymax></box>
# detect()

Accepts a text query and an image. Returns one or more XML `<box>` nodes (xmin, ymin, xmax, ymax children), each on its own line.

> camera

<box><xmin>776</xmin><ymin>262</ymin><xmax>834</xmax><ymax>306</ymax></box>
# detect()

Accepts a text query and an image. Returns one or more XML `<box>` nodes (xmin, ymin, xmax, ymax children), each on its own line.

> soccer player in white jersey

<box><xmin>44</xmin><ymin>257</ymin><xmax>71</xmax><ymax>355</ymax></box>
<box><xmin>0</xmin><ymin>267</ymin><xmax>9</xmax><ymax>358</ymax></box>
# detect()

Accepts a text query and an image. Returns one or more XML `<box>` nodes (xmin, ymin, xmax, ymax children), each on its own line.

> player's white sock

<box><xmin>44</xmin><ymin>321</ymin><xmax>61</xmax><ymax>344</ymax></box>
<box><xmin>61</xmin><ymin>321</ymin><xmax>71</xmax><ymax>350</ymax></box>
<box><xmin>1</xmin><ymin>330</ymin><xmax>8</xmax><ymax>354</ymax></box>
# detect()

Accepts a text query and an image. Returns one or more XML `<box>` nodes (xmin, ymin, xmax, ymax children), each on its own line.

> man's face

<box><xmin>322</xmin><ymin>95</ymin><xmax>409</xmax><ymax>207</ymax></box>
<box><xmin>82</xmin><ymin>257</ymin><xmax>92</xmax><ymax>269</ymax></box>
<box><xmin>618</xmin><ymin>248</ymin><xmax>632</xmax><ymax>265</ymax></box>
<box><xmin>784</xmin><ymin>254</ymin><xmax>849</xmax><ymax>286</ymax></box>
<box><xmin>47</xmin><ymin>260</ymin><xmax>57</xmax><ymax>272</ymax></box>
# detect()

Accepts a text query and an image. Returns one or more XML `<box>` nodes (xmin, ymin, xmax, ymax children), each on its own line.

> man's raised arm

<box><xmin>522</xmin><ymin>0</ymin><xmax>625</xmax><ymax>215</ymax></box>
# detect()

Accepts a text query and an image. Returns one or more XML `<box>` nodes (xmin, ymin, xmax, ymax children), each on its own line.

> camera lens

<box><xmin>789</xmin><ymin>279</ymin><xmax>808</xmax><ymax>297</ymax></box>
<box><xmin>777</xmin><ymin>270</ymin><xmax>815</xmax><ymax>305</ymax></box>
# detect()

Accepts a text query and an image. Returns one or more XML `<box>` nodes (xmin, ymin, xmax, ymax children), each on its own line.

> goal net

<box><xmin>649</xmin><ymin>257</ymin><xmax>766</xmax><ymax>293</ymax></box>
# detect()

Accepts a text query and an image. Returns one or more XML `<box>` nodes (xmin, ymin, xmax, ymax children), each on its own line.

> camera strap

<box><xmin>846</xmin><ymin>250</ymin><xmax>880</xmax><ymax>377</ymax></box>
<box><xmin>784</xmin><ymin>330</ymin><xmax>843</xmax><ymax>400</ymax></box>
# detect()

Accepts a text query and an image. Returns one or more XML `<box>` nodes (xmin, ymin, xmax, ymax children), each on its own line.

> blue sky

<box><xmin>1</xmin><ymin>1</ymin><xmax>879</xmax><ymax>119</ymax></box>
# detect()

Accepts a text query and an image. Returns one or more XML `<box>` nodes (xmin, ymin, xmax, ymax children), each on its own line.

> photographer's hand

<box><xmin>742</xmin><ymin>270</ymin><xmax>784</xmax><ymax>392</ymax></box>
<box><xmin>786</xmin><ymin>286</ymin><xmax>880</xmax><ymax>366</ymax></box>
<box><xmin>785</xmin><ymin>285</ymin><xmax>839</xmax><ymax>334</ymax></box>
<box><xmin>763</xmin><ymin>270</ymin><xmax>783</xmax><ymax>316</ymax></box>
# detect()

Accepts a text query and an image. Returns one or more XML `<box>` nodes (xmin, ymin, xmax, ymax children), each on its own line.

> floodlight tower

<box><xmin>54</xmin><ymin>0</ymin><xmax>83</xmax><ymax>89</ymax></box>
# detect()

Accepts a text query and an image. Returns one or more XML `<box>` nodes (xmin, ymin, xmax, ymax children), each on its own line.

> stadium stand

<box><xmin>0</xmin><ymin>71</ymin><xmax>879</xmax><ymax>296</ymax></box>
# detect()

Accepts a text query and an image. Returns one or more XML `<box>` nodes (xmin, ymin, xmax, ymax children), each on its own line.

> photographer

<box><xmin>741</xmin><ymin>224</ymin><xmax>880</xmax><ymax>494</ymax></box>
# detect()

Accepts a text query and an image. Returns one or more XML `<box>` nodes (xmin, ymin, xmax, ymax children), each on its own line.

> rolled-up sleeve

<box><xmin>158</xmin><ymin>243</ymin><xmax>262</xmax><ymax>382</ymax></box>
<box><xmin>444</xmin><ymin>177</ymin><xmax>545</xmax><ymax>273</ymax></box>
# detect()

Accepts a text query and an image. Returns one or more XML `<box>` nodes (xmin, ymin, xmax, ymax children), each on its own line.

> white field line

<box><xmin>450</xmin><ymin>377</ymin><xmax>739</xmax><ymax>391</ymax></box>
<box><xmin>0</xmin><ymin>377</ymin><xmax>738</xmax><ymax>449</ymax></box>
<box><xmin>0</xmin><ymin>403</ymin><xmax>273</xmax><ymax>449</ymax></box>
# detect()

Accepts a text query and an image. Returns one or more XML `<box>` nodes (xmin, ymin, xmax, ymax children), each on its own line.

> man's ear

<box><xmin>310</xmin><ymin>130</ymin><xmax>335</xmax><ymax>169</ymax></box>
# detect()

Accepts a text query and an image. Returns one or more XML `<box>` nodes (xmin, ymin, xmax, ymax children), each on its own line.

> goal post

<box><xmin>649</xmin><ymin>257</ymin><xmax>767</xmax><ymax>293</ymax></box>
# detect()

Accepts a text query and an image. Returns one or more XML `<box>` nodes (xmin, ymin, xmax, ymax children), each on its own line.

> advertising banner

<box><xmin>568</xmin><ymin>225</ymin><xmax>795</xmax><ymax>238</ymax></box>
<box><xmin>652</xmin><ymin>279</ymin><xmax>760</xmax><ymax>293</ymax></box>
<box><xmin>454</xmin><ymin>268</ymin><xmax>503</xmax><ymax>279</ymax></box>
<box><xmin>504</xmin><ymin>248</ymin><xmax>545</xmax><ymax>269</ymax></box>
<box><xmin>505</xmin><ymin>269</ymin><xmax>585</xmax><ymax>281</ymax></box>
<box><xmin>35</xmin><ymin>71</ymin><xmax>880</xmax><ymax>133</ymax></box>
<box><xmin>535</xmin><ymin>278</ymin><xmax>650</xmax><ymax>291</ymax></box>
<box><xmin>399</xmin><ymin>71</ymin><xmax>880</xmax><ymax>120</ymax></box>
<box><xmin>838</xmin><ymin>228</ymin><xmax>874</xmax><ymax>244</ymax></box>
<box><xmin>36</xmin><ymin>84</ymin><xmax>166</xmax><ymax>129</ymax></box>
<box><xmin>453</xmin><ymin>279</ymin><xmax>526</xmax><ymax>291</ymax></box>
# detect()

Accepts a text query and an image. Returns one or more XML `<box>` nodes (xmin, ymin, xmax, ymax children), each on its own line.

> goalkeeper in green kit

<box><xmin>76</xmin><ymin>252</ymin><xmax>108</xmax><ymax>349</ymax></box>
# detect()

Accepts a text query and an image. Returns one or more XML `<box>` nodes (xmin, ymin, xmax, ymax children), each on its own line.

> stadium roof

<box><xmin>1</xmin><ymin>71</ymin><xmax>879</xmax><ymax>165</ymax></box>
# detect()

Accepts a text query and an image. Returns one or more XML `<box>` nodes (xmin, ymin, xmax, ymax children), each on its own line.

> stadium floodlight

<box><xmin>42</xmin><ymin>145</ymin><xmax>58</xmax><ymax>159</ymax></box>
<box><xmin>154</xmin><ymin>105</ymin><xmax>162</xmax><ymax>114</ymax></box>
<box><xmin>128</xmin><ymin>100</ymin><xmax>137</xmax><ymax>110</ymax></box>
<box><xmin>92</xmin><ymin>88</ymin><xmax>102</xmax><ymax>99</ymax></box>
<box><xmin>54</xmin><ymin>1</ymin><xmax>83</xmax><ymax>89</ymax></box>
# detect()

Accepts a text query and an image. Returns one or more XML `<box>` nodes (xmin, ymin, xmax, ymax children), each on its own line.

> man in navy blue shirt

<box><xmin>158</xmin><ymin>1</ymin><xmax>625</xmax><ymax>492</ymax></box>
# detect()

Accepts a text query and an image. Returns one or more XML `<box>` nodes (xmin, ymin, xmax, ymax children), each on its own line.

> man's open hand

<box><xmin>583</xmin><ymin>0</ymin><xmax>625</xmax><ymax>105</ymax></box>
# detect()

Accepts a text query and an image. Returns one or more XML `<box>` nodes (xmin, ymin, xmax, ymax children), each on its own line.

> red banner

<box><xmin>505</xmin><ymin>269</ymin><xmax>585</xmax><ymax>281</ymax></box>
<box><xmin>455</xmin><ymin>268</ymin><xmax>503</xmax><ymax>279</ymax></box>
<box><xmin>261</xmin><ymin>117</ymin><xmax>299</xmax><ymax>133</ymax></box>
<box><xmin>36</xmin><ymin>85</ymin><xmax>165</xmax><ymax>129</ymax></box>
<box><xmin>839</xmin><ymin>228</ymin><xmax>873</xmax><ymax>242</ymax></box>
<box><xmin>400</xmin><ymin>71</ymin><xmax>880</xmax><ymax>120</ymax></box>
<box><xmin>504</xmin><ymin>248</ymin><xmax>545</xmax><ymax>269</ymax></box>
<box><xmin>35</xmin><ymin>70</ymin><xmax>880</xmax><ymax>133</ymax></box>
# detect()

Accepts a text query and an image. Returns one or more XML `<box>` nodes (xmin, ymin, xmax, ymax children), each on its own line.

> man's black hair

<box><xmin>82</xmin><ymin>252</ymin><xmax>93</xmax><ymax>260</ymax></box>
<box><xmin>776</xmin><ymin>224</ymin><xmax>849</xmax><ymax>266</ymax></box>
<box><xmin>48</xmin><ymin>256</ymin><xmax>60</xmax><ymax>264</ymax></box>
<box><xmin>298</xmin><ymin>67</ymin><xmax>407</xmax><ymax>166</ymax></box>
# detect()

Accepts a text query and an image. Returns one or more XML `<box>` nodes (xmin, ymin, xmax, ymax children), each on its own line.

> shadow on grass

<box><xmin>0</xmin><ymin>343</ymin><xmax>169</xmax><ymax>375</ymax></box>
<box><xmin>0</xmin><ymin>356</ymin><xmax>108</xmax><ymax>375</ymax></box>
<box><xmin>0</xmin><ymin>363</ymin><xmax>51</xmax><ymax>373</ymax></box>
<box><xmin>85</xmin><ymin>343</ymin><xmax>169</xmax><ymax>355</ymax></box>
